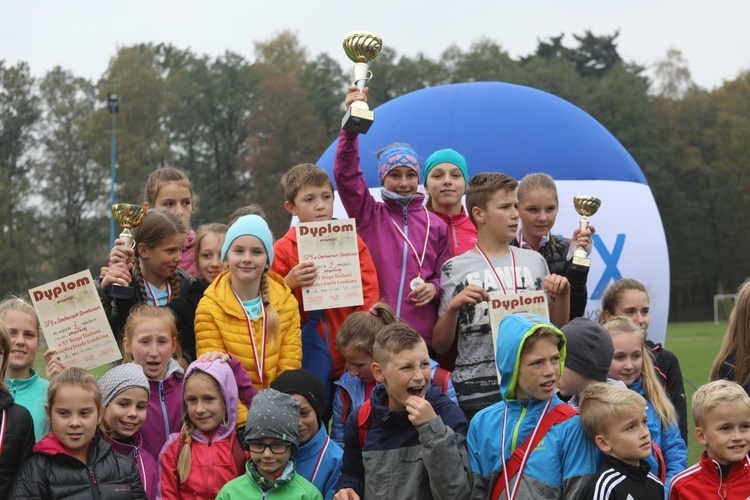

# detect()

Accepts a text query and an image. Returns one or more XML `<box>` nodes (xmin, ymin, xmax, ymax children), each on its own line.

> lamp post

<box><xmin>107</xmin><ymin>92</ymin><xmax>121</xmax><ymax>248</ymax></box>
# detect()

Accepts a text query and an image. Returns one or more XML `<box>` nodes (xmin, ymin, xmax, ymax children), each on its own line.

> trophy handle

<box><xmin>353</xmin><ymin>62</ymin><xmax>372</xmax><ymax>91</ymax></box>
<box><xmin>119</xmin><ymin>229</ymin><xmax>136</xmax><ymax>249</ymax></box>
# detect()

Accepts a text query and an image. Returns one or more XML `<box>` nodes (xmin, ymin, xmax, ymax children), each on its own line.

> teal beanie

<box><xmin>221</xmin><ymin>214</ymin><xmax>274</xmax><ymax>266</ymax></box>
<box><xmin>423</xmin><ymin>148</ymin><xmax>469</xmax><ymax>184</ymax></box>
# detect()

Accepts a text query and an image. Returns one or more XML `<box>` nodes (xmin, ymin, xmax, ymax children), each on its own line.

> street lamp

<box><xmin>107</xmin><ymin>92</ymin><xmax>122</xmax><ymax>248</ymax></box>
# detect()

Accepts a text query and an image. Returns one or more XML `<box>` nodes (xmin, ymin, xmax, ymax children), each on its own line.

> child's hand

<box><xmin>405</xmin><ymin>396</ymin><xmax>437</xmax><ymax>426</ymax></box>
<box><xmin>43</xmin><ymin>349</ymin><xmax>67</xmax><ymax>380</ymax></box>
<box><xmin>571</xmin><ymin>224</ymin><xmax>596</xmax><ymax>251</ymax></box>
<box><xmin>409</xmin><ymin>283</ymin><xmax>437</xmax><ymax>306</ymax></box>
<box><xmin>196</xmin><ymin>351</ymin><xmax>231</xmax><ymax>363</ymax></box>
<box><xmin>334</xmin><ymin>488</ymin><xmax>361</xmax><ymax>500</ymax></box>
<box><xmin>100</xmin><ymin>262</ymin><xmax>133</xmax><ymax>288</ymax></box>
<box><xmin>284</xmin><ymin>261</ymin><xmax>317</xmax><ymax>290</ymax></box>
<box><xmin>447</xmin><ymin>284</ymin><xmax>488</xmax><ymax>312</ymax></box>
<box><xmin>544</xmin><ymin>274</ymin><xmax>570</xmax><ymax>298</ymax></box>
<box><xmin>345</xmin><ymin>85</ymin><xmax>368</xmax><ymax>110</ymax></box>
<box><xmin>110</xmin><ymin>238</ymin><xmax>134</xmax><ymax>265</ymax></box>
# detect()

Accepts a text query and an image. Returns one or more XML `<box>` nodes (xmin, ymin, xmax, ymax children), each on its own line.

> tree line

<box><xmin>0</xmin><ymin>30</ymin><xmax>747</xmax><ymax>320</ymax></box>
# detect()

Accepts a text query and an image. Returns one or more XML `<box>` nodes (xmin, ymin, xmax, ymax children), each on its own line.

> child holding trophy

<box><xmin>333</xmin><ymin>86</ymin><xmax>451</xmax><ymax>348</ymax></box>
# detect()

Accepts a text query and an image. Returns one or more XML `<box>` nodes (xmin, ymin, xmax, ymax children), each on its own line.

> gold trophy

<box><xmin>571</xmin><ymin>196</ymin><xmax>601</xmax><ymax>272</ymax></box>
<box><xmin>110</xmin><ymin>204</ymin><xmax>146</xmax><ymax>298</ymax></box>
<box><xmin>342</xmin><ymin>31</ymin><xmax>382</xmax><ymax>134</ymax></box>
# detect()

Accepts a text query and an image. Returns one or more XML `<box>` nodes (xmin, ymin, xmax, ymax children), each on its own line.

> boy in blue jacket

<box><xmin>335</xmin><ymin>323</ymin><xmax>470</xmax><ymax>500</ymax></box>
<box><xmin>468</xmin><ymin>313</ymin><xmax>596</xmax><ymax>499</ymax></box>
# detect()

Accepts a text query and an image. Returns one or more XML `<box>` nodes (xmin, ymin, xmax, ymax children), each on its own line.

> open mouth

<box><xmin>120</xmin><ymin>421</ymin><xmax>137</xmax><ymax>431</ymax></box>
<box><xmin>540</xmin><ymin>380</ymin><xmax>556</xmax><ymax>391</ymax></box>
<box><xmin>406</xmin><ymin>385</ymin><xmax>424</xmax><ymax>396</ymax></box>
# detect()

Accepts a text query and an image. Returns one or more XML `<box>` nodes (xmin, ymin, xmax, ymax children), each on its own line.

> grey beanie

<box><xmin>561</xmin><ymin>318</ymin><xmax>614</xmax><ymax>382</ymax></box>
<box><xmin>244</xmin><ymin>389</ymin><xmax>301</xmax><ymax>451</ymax></box>
<box><xmin>98</xmin><ymin>363</ymin><xmax>150</xmax><ymax>407</ymax></box>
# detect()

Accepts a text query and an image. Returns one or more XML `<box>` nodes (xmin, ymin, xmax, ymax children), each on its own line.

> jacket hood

<box><xmin>183</xmin><ymin>359</ymin><xmax>238</xmax><ymax>441</ymax></box>
<box><xmin>496</xmin><ymin>313</ymin><xmax>566</xmax><ymax>401</ymax></box>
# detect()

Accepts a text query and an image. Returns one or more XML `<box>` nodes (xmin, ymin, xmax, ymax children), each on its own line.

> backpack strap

<box><xmin>230</xmin><ymin>430</ymin><xmax>248</xmax><ymax>476</ymax></box>
<box><xmin>491</xmin><ymin>404</ymin><xmax>578</xmax><ymax>500</ymax></box>
<box><xmin>652</xmin><ymin>441</ymin><xmax>666</xmax><ymax>484</ymax></box>
<box><xmin>357</xmin><ymin>399</ymin><xmax>373</xmax><ymax>449</ymax></box>
<box><xmin>340</xmin><ymin>390</ymin><xmax>353</xmax><ymax>423</ymax></box>
<box><xmin>433</xmin><ymin>366</ymin><xmax>451</xmax><ymax>395</ymax></box>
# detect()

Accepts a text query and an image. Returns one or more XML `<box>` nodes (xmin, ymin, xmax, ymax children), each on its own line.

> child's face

<box><xmin>383</xmin><ymin>166</ymin><xmax>419</xmax><ymax>197</ymax></box>
<box><xmin>226</xmin><ymin>235</ymin><xmax>268</xmax><ymax>287</ymax></box>
<box><xmin>198</xmin><ymin>231</ymin><xmax>225</xmax><ymax>283</ymax></box>
<box><xmin>104</xmin><ymin>387</ymin><xmax>148</xmax><ymax>440</ymax></box>
<box><xmin>557</xmin><ymin>367</ymin><xmax>591</xmax><ymax>398</ymax></box>
<box><xmin>609</xmin><ymin>333</ymin><xmax>643</xmax><ymax>386</ymax></box>
<box><xmin>425</xmin><ymin>164</ymin><xmax>465</xmax><ymax>211</ymax></box>
<box><xmin>5</xmin><ymin>310</ymin><xmax>39</xmax><ymax>373</ymax></box>
<box><xmin>184</xmin><ymin>372</ymin><xmax>225</xmax><ymax>434</ymax></box>
<box><xmin>373</xmin><ymin>342</ymin><xmax>431</xmax><ymax>412</ymax></box>
<box><xmin>286</xmin><ymin>184</ymin><xmax>334</xmax><ymax>223</ymax></box>
<box><xmin>696</xmin><ymin>405</ymin><xmax>750</xmax><ymax>465</ymax></box>
<box><xmin>249</xmin><ymin>438</ymin><xmax>292</xmax><ymax>481</ymax></box>
<box><xmin>472</xmin><ymin>189</ymin><xmax>519</xmax><ymax>242</ymax></box>
<box><xmin>515</xmin><ymin>338</ymin><xmax>560</xmax><ymax>401</ymax></box>
<box><xmin>138</xmin><ymin>233</ymin><xmax>185</xmax><ymax>283</ymax></box>
<box><xmin>597</xmin><ymin>405</ymin><xmax>651</xmax><ymax>466</ymax></box>
<box><xmin>124</xmin><ymin>319</ymin><xmax>176</xmax><ymax>380</ymax></box>
<box><xmin>518</xmin><ymin>188</ymin><xmax>558</xmax><ymax>241</ymax></box>
<box><xmin>290</xmin><ymin>394</ymin><xmax>320</xmax><ymax>445</ymax></box>
<box><xmin>48</xmin><ymin>385</ymin><xmax>100</xmax><ymax>462</ymax></box>
<box><xmin>340</xmin><ymin>347</ymin><xmax>375</xmax><ymax>383</ymax></box>
<box><xmin>607</xmin><ymin>290</ymin><xmax>650</xmax><ymax>332</ymax></box>
<box><xmin>150</xmin><ymin>182</ymin><xmax>193</xmax><ymax>226</ymax></box>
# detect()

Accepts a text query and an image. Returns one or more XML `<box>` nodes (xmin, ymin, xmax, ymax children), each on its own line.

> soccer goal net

<box><xmin>714</xmin><ymin>293</ymin><xmax>737</xmax><ymax>324</ymax></box>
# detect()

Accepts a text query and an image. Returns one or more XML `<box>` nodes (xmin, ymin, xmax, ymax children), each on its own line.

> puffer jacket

<box><xmin>432</xmin><ymin>208</ymin><xmax>477</xmax><ymax>257</ymax></box>
<box><xmin>468</xmin><ymin>313</ymin><xmax>597</xmax><ymax>499</ymax></box>
<box><xmin>195</xmin><ymin>270</ymin><xmax>301</xmax><ymax>426</ymax></box>
<box><xmin>272</xmin><ymin>225</ymin><xmax>380</xmax><ymax>379</ymax></box>
<box><xmin>109</xmin><ymin>432</ymin><xmax>158</xmax><ymax>500</ymax></box>
<box><xmin>9</xmin><ymin>434</ymin><xmax>146</xmax><ymax>499</ymax></box>
<box><xmin>0</xmin><ymin>390</ymin><xmax>34</xmax><ymax>497</ymax></box>
<box><xmin>333</xmin><ymin>129</ymin><xmax>451</xmax><ymax>345</ymax></box>
<box><xmin>139</xmin><ymin>359</ymin><xmax>184</xmax><ymax>459</ymax></box>
<box><xmin>159</xmin><ymin>359</ymin><xmax>255</xmax><ymax>500</ymax></box>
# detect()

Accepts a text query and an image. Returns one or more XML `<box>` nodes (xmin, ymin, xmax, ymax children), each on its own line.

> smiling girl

<box><xmin>194</xmin><ymin>223</ymin><xmax>228</xmax><ymax>284</ymax></box>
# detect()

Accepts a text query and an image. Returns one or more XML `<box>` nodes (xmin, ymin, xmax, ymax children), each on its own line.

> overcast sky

<box><xmin>4</xmin><ymin>1</ymin><xmax>747</xmax><ymax>90</ymax></box>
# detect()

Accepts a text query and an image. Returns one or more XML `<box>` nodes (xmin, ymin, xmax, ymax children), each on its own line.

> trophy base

<box><xmin>110</xmin><ymin>283</ymin><xmax>135</xmax><ymax>299</ymax></box>
<box><xmin>570</xmin><ymin>255</ymin><xmax>591</xmax><ymax>274</ymax></box>
<box><xmin>342</xmin><ymin>106</ymin><xmax>374</xmax><ymax>134</ymax></box>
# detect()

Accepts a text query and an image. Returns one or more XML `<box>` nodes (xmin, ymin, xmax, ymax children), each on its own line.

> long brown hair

<box><xmin>335</xmin><ymin>302</ymin><xmax>397</xmax><ymax>355</ymax></box>
<box><xmin>598</xmin><ymin>278</ymin><xmax>648</xmax><ymax>323</ymax></box>
<box><xmin>140</xmin><ymin>166</ymin><xmax>198</xmax><ymax>214</ymax></box>
<box><xmin>122</xmin><ymin>305</ymin><xmax>183</xmax><ymax>364</ymax></box>
<box><xmin>711</xmin><ymin>279</ymin><xmax>750</xmax><ymax>385</ymax></box>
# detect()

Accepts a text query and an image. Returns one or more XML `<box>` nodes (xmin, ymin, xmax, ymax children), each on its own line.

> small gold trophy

<box><xmin>110</xmin><ymin>204</ymin><xmax>146</xmax><ymax>299</ymax></box>
<box><xmin>571</xmin><ymin>196</ymin><xmax>601</xmax><ymax>272</ymax></box>
<box><xmin>342</xmin><ymin>31</ymin><xmax>382</xmax><ymax>134</ymax></box>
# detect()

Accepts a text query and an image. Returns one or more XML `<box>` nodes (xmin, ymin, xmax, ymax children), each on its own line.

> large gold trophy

<box><xmin>342</xmin><ymin>31</ymin><xmax>382</xmax><ymax>134</ymax></box>
<box><xmin>110</xmin><ymin>204</ymin><xmax>146</xmax><ymax>299</ymax></box>
<box><xmin>570</xmin><ymin>196</ymin><xmax>601</xmax><ymax>273</ymax></box>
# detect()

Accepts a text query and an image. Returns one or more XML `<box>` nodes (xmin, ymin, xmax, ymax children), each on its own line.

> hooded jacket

<box><xmin>158</xmin><ymin>358</ymin><xmax>255</xmax><ymax>500</ymax></box>
<box><xmin>337</xmin><ymin>383</ymin><xmax>470</xmax><ymax>499</ymax></box>
<box><xmin>272</xmin><ymin>225</ymin><xmax>380</xmax><ymax>379</ymax></box>
<box><xmin>0</xmin><ymin>390</ymin><xmax>34</xmax><ymax>496</ymax></box>
<box><xmin>10</xmin><ymin>434</ymin><xmax>146</xmax><ymax>499</ymax></box>
<box><xmin>432</xmin><ymin>208</ymin><xmax>477</xmax><ymax>257</ymax></box>
<box><xmin>296</xmin><ymin>426</ymin><xmax>343</xmax><ymax>500</ymax></box>
<box><xmin>333</xmin><ymin>129</ymin><xmax>451</xmax><ymax>344</ymax></box>
<box><xmin>5</xmin><ymin>367</ymin><xmax>49</xmax><ymax>441</ymax></box>
<box><xmin>109</xmin><ymin>432</ymin><xmax>159</xmax><ymax>500</ymax></box>
<box><xmin>180</xmin><ymin>228</ymin><xmax>197</xmax><ymax>278</ymax></box>
<box><xmin>195</xmin><ymin>270</ymin><xmax>302</xmax><ymax>426</ymax></box>
<box><xmin>669</xmin><ymin>452</ymin><xmax>750</xmax><ymax>499</ymax></box>
<box><xmin>468</xmin><ymin>313</ymin><xmax>597</xmax><ymax>499</ymax></box>
<box><xmin>139</xmin><ymin>358</ymin><xmax>184</xmax><ymax>459</ymax></box>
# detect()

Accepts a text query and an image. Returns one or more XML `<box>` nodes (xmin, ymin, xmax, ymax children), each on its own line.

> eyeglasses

<box><xmin>246</xmin><ymin>441</ymin><xmax>292</xmax><ymax>454</ymax></box>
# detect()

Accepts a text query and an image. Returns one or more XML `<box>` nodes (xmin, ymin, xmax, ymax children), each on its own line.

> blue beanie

<box><xmin>221</xmin><ymin>214</ymin><xmax>274</xmax><ymax>266</ymax></box>
<box><xmin>423</xmin><ymin>148</ymin><xmax>469</xmax><ymax>184</ymax></box>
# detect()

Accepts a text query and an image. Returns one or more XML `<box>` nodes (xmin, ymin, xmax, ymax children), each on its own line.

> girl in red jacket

<box><xmin>159</xmin><ymin>358</ymin><xmax>256</xmax><ymax>499</ymax></box>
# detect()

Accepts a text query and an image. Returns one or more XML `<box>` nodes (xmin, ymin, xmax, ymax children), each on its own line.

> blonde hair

<box><xmin>692</xmin><ymin>379</ymin><xmax>750</xmax><ymax>428</ymax></box>
<box><xmin>177</xmin><ymin>370</ymin><xmax>226</xmax><ymax>483</ymax></box>
<box><xmin>260</xmin><ymin>274</ymin><xmax>280</xmax><ymax>346</ymax></box>
<box><xmin>0</xmin><ymin>320</ymin><xmax>10</xmax><ymax>393</ymax></box>
<box><xmin>122</xmin><ymin>305</ymin><xmax>182</xmax><ymax>364</ymax></box>
<box><xmin>579</xmin><ymin>382</ymin><xmax>647</xmax><ymax>441</ymax></box>
<box><xmin>0</xmin><ymin>295</ymin><xmax>40</xmax><ymax>334</ymax></box>
<box><xmin>335</xmin><ymin>302</ymin><xmax>396</xmax><ymax>355</ymax></box>
<box><xmin>603</xmin><ymin>317</ymin><xmax>676</xmax><ymax>427</ymax></box>
<box><xmin>140</xmin><ymin>166</ymin><xmax>198</xmax><ymax>214</ymax></box>
<box><xmin>517</xmin><ymin>173</ymin><xmax>558</xmax><ymax>204</ymax></box>
<box><xmin>47</xmin><ymin>367</ymin><xmax>102</xmax><ymax>434</ymax></box>
<box><xmin>710</xmin><ymin>279</ymin><xmax>750</xmax><ymax>386</ymax></box>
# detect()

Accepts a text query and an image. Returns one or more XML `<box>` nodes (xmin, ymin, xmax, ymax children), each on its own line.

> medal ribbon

<box><xmin>231</xmin><ymin>286</ymin><xmax>267</xmax><ymax>385</ymax></box>
<box><xmin>475</xmin><ymin>245</ymin><xmax>518</xmax><ymax>295</ymax></box>
<box><xmin>144</xmin><ymin>279</ymin><xmax>171</xmax><ymax>306</ymax></box>
<box><xmin>389</xmin><ymin>206</ymin><xmax>431</xmax><ymax>279</ymax></box>
<box><xmin>500</xmin><ymin>398</ymin><xmax>552</xmax><ymax>500</ymax></box>
<box><xmin>310</xmin><ymin>436</ymin><xmax>331</xmax><ymax>484</ymax></box>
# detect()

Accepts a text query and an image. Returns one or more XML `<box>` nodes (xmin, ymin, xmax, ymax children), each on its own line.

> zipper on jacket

<box><xmin>722</xmin><ymin>481</ymin><xmax>727</xmax><ymax>499</ymax></box>
<box><xmin>510</xmin><ymin>402</ymin><xmax>528</xmax><ymax>451</ymax></box>
<box><xmin>395</xmin><ymin>205</ymin><xmax>409</xmax><ymax>320</ymax></box>
<box><xmin>159</xmin><ymin>380</ymin><xmax>170</xmax><ymax>441</ymax></box>
<box><xmin>87</xmin><ymin>465</ymin><xmax>101</xmax><ymax>500</ymax></box>
<box><xmin>9</xmin><ymin>380</ymin><xmax>15</xmax><ymax>396</ymax></box>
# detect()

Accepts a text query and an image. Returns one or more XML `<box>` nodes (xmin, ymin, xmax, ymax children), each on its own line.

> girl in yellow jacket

<box><xmin>195</xmin><ymin>215</ymin><xmax>301</xmax><ymax>426</ymax></box>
